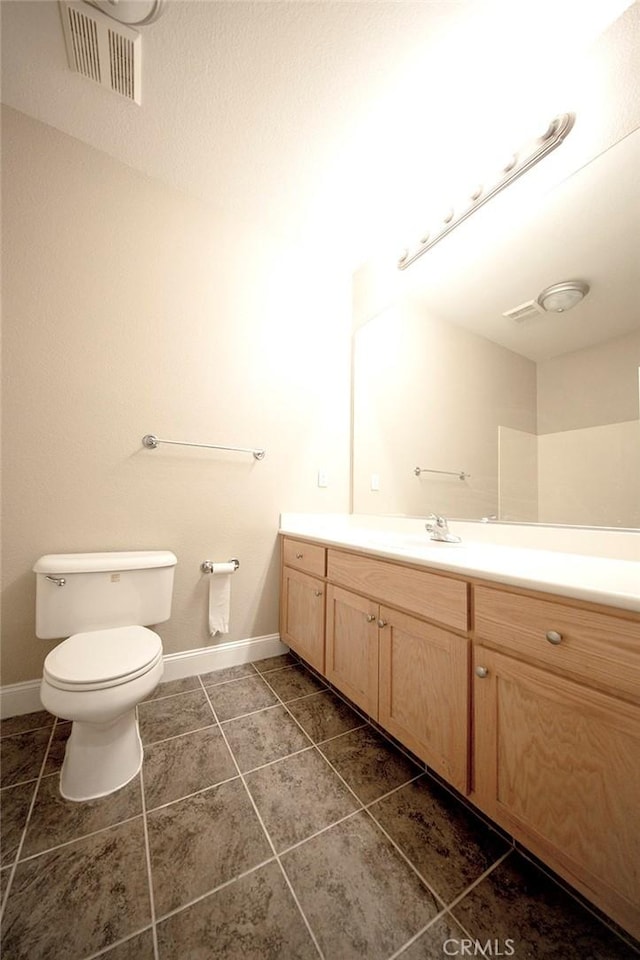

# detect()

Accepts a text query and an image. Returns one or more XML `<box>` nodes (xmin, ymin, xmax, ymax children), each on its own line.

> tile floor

<box><xmin>1</xmin><ymin>653</ymin><xmax>638</xmax><ymax>960</ymax></box>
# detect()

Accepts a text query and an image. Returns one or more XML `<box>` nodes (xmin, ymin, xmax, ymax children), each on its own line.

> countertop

<box><xmin>279</xmin><ymin>513</ymin><xmax>640</xmax><ymax>613</ymax></box>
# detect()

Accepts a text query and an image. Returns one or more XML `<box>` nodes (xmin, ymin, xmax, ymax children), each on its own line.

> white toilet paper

<box><xmin>207</xmin><ymin>562</ymin><xmax>236</xmax><ymax>636</ymax></box>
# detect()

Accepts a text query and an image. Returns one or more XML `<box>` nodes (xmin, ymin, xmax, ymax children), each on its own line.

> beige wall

<box><xmin>535</xmin><ymin>330</ymin><xmax>640</xmax><ymax>526</ymax></box>
<box><xmin>537</xmin><ymin>330</ymin><xmax>640</xmax><ymax>434</ymax></box>
<box><xmin>352</xmin><ymin>303</ymin><xmax>537</xmax><ymax>518</ymax></box>
<box><xmin>1</xmin><ymin>106</ymin><xmax>351</xmax><ymax>685</ymax></box>
<box><xmin>538</xmin><ymin>420</ymin><xmax>640</xmax><ymax>527</ymax></box>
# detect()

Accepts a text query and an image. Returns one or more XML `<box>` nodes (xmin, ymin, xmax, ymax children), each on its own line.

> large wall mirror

<box><xmin>352</xmin><ymin>127</ymin><xmax>640</xmax><ymax>529</ymax></box>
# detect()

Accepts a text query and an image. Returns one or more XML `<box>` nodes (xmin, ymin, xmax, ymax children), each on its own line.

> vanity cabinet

<box><xmin>325</xmin><ymin>550</ymin><xmax>470</xmax><ymax>793</ymax></box>
<box><xmin>378</xmin><ymin>605</ymin><xmax>469</xmax><ymax>793</ymax></box>
<box><xmin>472</xmin><ymin>586</ymin><xmax>640</xmax><ymax>939</ymax></box>
<box><xmin>325</xmin><ymin>584</ymin><xmax>379</xmax><ymax>717</ymax></box>
<box><xmin>280</xmin><ymin>538</ymin><xmax>326</xmax><ymax>673</ymax></box>
<box><xmin>279</xmin><ymin>533</ymin><xmax>640</xmax><ymax>938</ymax></box>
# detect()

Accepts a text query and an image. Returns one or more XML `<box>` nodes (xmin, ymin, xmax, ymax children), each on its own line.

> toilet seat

<box><xmin>43</xmin><ymin>625</ymin><xmax>163</xmax><ymax>692</ymax></box>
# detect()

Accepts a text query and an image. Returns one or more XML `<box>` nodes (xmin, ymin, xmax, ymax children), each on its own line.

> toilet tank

<box><xmin>33</xmin><ymin>551</ymin><xmax>178</xmax><ymax>639</ymax></box>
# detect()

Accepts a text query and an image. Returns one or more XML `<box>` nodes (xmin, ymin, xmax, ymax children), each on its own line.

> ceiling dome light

<box><xmin>537</xmin><ymin>280</ymin><xmax>590</xmax><ymax>313</ymax></box>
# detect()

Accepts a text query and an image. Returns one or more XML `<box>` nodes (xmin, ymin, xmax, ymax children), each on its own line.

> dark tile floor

<box><xmin>1</xmin><ymin>653</ymin><xmax>638</xmax><ymax>960</ymax></box>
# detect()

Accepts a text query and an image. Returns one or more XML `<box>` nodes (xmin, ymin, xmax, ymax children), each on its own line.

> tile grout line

<box><xmin>137</xmin><ymin>721</ymin><xmax>219</xmax><ymax>750</ymax></box>
<box><xmin>79</xmin><ymin>924</ymin><xmax>155</xmax><ymax>960</ymax></box>
<box><xmin>382</xmin><ymin>851</ymin><xmax>516</xmax><ymax>960</ymax></box>
<box><xmin>0</xmin><ymin>720</ymin><xmax>56</xmax><ymax>741</ymax></box>
<box><xmin>0</xmin><ymin>719</ymin><xmax>58</xmax><ymax>924</ymax></box>
<box><xmin>514</xmin><ymin>846</ymin><xmax>640</xmax><ymax>955</ymax></box>
<box><xmin>384</xmin><ymin>906</ymin><xmax>453</xmax><ymax>960</ymax></box>
<box><xmin>443</xmin><ymin>847</ymin><xmax>514</xmax><ymax>918</ymax></box>
<box><xmin>197</xmin><ymin>676</ymin><xmax>327</xmax><ymax>960</ymax></box>
<box><xmin>258</xmin><ymin>662</ymin><xmax>475</xmax><ymax>959</ymax></box>
<box><xmin>137</xmin><ymin>729</ymin><xmax>160</xmax><ymax>960</ymax></box>
<box><xmin>259</xmin><ymin>666</ymin><xmax>437</xmax><ymax>847</ymax></box>
<box><xmin>291</xmin><ymin>654</ymin><xmax>434</xmax><ymax>773</ymax></box>
<box><xmin>261</xmin><ymin>663</ymin><xmax>528</xmax><ymax>941</ymax></box>
<box><xmin>151</xmin><ymin>657</ymin><xmax>634</xmax><ymax>951</ymax></box>
<box><xmin>153</xmin><ymin>855</ymin><xmax>278</xmax><ymax>925</ymax></box>
<box><xmin>360</xmin><ymin>805</ymin><xmax>448</xmax><ymax>911</ymax></box>
<box><xmin>10</xmin><ymin>812</ymin><xmax>145</xmax><ymax>865</ymax></box>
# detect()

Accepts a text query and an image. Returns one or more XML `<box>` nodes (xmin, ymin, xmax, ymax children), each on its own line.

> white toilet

<box><xmin>34</xmin><ymin>550</ymin><xmax>177</xmax><ymax>802</ymax></box>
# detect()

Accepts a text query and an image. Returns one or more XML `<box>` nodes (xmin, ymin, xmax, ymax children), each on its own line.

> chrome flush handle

<box><xmin>45</xmin><ymin>575</ymin><xmax>66</xmax><ymax>587</ymax></box>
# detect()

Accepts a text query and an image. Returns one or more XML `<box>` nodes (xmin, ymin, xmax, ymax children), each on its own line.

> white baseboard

<box><xmin>161</xmin><ymin>633</ymin><xmax>288</xmax><ymax>681</ymax></box>
<box><xmin>0</xmin><ymin>679</ymin><xmax>43</xmax><ymax>721</ymax></box>
<box><xmin>0</xmin><ymin>633</ymin><xmax>289</xmax><ymax>720</ymax></box>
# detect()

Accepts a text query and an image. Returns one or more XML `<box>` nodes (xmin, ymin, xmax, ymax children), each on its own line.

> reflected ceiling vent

<box><xmin>59</xmin><ymin>1</ymin><xmax>142</xmax><ymax>104</ymax></box>
<box><xmin>503</xmin><ymin>299</ymin><xmax>546</xmax><ymax>324</ymax></box>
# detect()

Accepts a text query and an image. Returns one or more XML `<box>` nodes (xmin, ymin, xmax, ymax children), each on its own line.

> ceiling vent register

<box><xmin>59</xmin><ymin>1</ymin><xmax>141</xmax><ymax>104</ymax></box>
<box><xmin>502</xmin><ymin>300</ymin><xmax>547</xmax><ymax>324</ymax></box>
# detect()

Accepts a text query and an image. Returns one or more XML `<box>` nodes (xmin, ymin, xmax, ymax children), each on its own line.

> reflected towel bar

<box><xmin>414</xmin><ymin>466</ymin><xmax>470</xmax><ymax>481</ymax></box>
<box><xmin>142</xmin><ymin>434</ymin><xmax>266</xmax><ymax>460</ymax></box>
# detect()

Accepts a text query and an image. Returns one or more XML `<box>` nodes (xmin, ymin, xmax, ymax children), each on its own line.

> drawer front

<box><xmin>474</xmin><ymin>586</ymin><xmax>640</xmax><ymax>699</ymax></box>
<box><xmin>327</xmin><ymin>549</ymin><xmax>468</xmax><ymax>632</ymax></box>
<box><xmin>282</xmin><ymin>538</ymin><xmax>326</xmax><ymax>577</ymax></box>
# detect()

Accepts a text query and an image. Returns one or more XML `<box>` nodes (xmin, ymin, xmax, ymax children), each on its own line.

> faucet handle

<box><xmin>426</xmin><ymin>514</ymin><xmax>447</xmax><ymax>529</ymax></box>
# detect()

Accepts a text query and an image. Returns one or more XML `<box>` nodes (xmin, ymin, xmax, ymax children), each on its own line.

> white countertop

<box><xmin>279</xmin><ymin>513</ymin><xmax>640</xmax><ymax>613</ymax></box>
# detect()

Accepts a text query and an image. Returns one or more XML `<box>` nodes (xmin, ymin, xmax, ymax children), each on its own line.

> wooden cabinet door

<box><xmin>280</xmin><ymin>566</ymin><xmax>325</xmax><ymax>673</ymax></box>
<box><xmin>379</xmin><ymin>606</ymin><xmax>469</xmax><ymax>793</ymax></box>
<box><xmin>474</xmin><ymin>645</ymin><xmax>640</xmax><ymax>938</ymax></box>
<box><xmin>325</xmin><ymin>585</ymin><xmax>379</xmax><ymax>718</ymax></box>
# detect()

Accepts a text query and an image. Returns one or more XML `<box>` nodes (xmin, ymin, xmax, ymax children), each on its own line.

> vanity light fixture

<box><xmin>537</xmin><ymin>280</ymin><xmax>590</xmax><ymax>313</ymax></box>
<box><xmin>398</xmin><ymin>113</ymin><xmax>575</xmax><ymax>271</ymax></box>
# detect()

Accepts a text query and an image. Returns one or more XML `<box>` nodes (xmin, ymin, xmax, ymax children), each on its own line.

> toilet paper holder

<box><xmin>201</xmin><ymin>558</ymin><xmax>240</xmax><ymax>574</ymax></box>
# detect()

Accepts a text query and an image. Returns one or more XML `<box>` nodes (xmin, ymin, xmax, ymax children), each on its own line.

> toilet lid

<box><xmin>44</xmin><ymin>626</ymin><xmax>162</xmax><ymax>687</ymax></box>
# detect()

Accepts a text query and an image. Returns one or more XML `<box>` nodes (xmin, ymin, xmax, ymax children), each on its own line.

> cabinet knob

<box><xmin>377</xmin><ymin>618</ymin><xmax>388</xmax><ymax>629</ymax></box>
<box><xmin>475</xmin><ymin>665</ymin><xmax>489</xmax><ymax>679</ymax></box>
<box><xmin>314</xmin><ymin>590</ymin><xmax>323</xmax><ymax>597</ymax></box>
<box><xmin>545</xmin><ymin>630</ymin><xmax>563</xmax><ymax>645</ymax></box>
<box><xmin>365</xmin><ymin>613</ymin><xmax>376</xmax><ymax>622</ymax></box>
<box><xmin>295</xmin><ymin>552</ymin><xmax>303</xmax><ymax>559</ymax></box>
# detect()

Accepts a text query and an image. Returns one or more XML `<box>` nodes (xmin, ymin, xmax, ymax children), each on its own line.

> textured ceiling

<box><xmin>1</xmin><ymin>0</ymin><xmax>636</xmax><ymax>269</ymax></box>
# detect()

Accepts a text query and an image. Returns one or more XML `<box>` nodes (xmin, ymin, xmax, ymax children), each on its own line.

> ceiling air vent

<box><xmin>502</xmin><ymin>299</ymin><xmax>546</xmax><ymax>324</ymax></box>
<box><xmin>59</xmin><ymin>1</ymin><xmax>141</xmax><ymax>104</ymax></box>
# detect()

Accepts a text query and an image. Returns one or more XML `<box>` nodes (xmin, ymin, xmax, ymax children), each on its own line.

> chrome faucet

<box><xmin>425</xmin><ymin>514</ymin><xmax>462</xmax><ymax>543</ymax></box>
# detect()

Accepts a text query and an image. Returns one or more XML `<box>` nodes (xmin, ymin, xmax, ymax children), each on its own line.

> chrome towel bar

<box><xmin>142</xmin><ymin>434</ymin><xmax>265</xmax><ymax>460</ymax></box>
<box><xmin>414</xmin><ymin>466</ymin><xmax>470</xmax><ymax>481</ymax></box>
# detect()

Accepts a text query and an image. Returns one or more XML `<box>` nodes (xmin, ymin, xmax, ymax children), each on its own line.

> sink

<box><xmin>353</xmin><ymin>531</ymin><xmax>464</xmax><ymax>550</ymax></box>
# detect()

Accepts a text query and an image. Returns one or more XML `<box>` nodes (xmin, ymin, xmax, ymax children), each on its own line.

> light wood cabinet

<box><xmin>378</xmin><ymin>605</ymin><xmax>469</xmax><ymax>793</ymax></box>
<box><xmin>279</xmin><ymin>532</ymin><xmax>640</xmax><ymax>938</ymax></box>
<box><xmin>325</xmin><ymin>585</ymin><xmax>379</xmax><ymax>717</ymax></box>
<box><xmin>327</xmin><ymin>548</ymin><xmax>469</xmax><ymax>632</ymax></box>
<box><xmin>325</xmin><ymin>577</ymin><xmax>469</xmax><ymax>790</ymax></box>
<box><xmin>473</xmin><ymin>644</ymin><xmax>640</xmax><ymax>939</ymax></box>
<box><xmin>280</xmin><ymin>565</ymin><xmax>326</xmax><ymax>673</ymax></box>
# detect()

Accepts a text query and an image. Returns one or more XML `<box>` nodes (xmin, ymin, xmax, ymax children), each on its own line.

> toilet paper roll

<box><xmin>208</xmin><ymin>564</ymin><xmax>236</xmax><ymax>636</ymax></box>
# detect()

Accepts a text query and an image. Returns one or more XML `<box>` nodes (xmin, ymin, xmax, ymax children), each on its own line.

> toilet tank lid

<box><xmin>33</xmin><ymin>551</ymin><xmax>178</xmax><ymax>574</ymax></box>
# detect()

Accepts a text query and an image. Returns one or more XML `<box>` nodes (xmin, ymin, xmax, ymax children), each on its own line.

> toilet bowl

<box><xmin>40</xmin><ymin>625</ymin><xmax>163</xmax><ymax>801</ymax></box>
<box><xmin>34</xmin><ymin>550</ymin><xmax>177</xmax><ymax>802</ymax></box>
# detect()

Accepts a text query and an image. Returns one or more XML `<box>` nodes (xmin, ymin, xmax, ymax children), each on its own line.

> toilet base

<box><xmin>60</xmin><ymin>709</ymin><xmax>143</xmax><ymax>801</ymax></box>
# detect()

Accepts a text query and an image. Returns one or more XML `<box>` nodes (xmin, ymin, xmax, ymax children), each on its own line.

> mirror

<box><xmin>352</xmin><ymin>128</ymin><xmax>640</xmax><ymax>528</ymax></box>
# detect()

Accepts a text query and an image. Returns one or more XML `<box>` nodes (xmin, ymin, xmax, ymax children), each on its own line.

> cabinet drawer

<box><xmin>282</xmin><ymin>538</ymin><xmax>326</xmax><ymax>577</ymax></box>
<box><xmin>474</xmin><ymin>586</ymin><xmax>640</xmax><ymax>700</ymax></box>
<box><xmin>327</xmin><ymin>549</ymin><xmax>468</xmax><ymax>632</ymax></box>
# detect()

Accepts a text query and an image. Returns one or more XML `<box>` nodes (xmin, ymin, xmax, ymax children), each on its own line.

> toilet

<box><xmin>34</xmin><ymin>550</ymin><xmax>177</xmax><ymax>802</ymax></box>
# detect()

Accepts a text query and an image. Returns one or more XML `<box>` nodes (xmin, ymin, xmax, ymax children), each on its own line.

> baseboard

<box><xmin>0</xmin><ymin>679</ymin><xmax>43</xmax><ymax>721</ymax></box>
<box><xmin>161</xmin><ymin>633</ymin><xmax>288</xmax><ymax>681</ymax></box>
<box><xmin>0</xmin><ymin>633</ymin><xmax>288</xmax><ymax>719</ymax></box>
